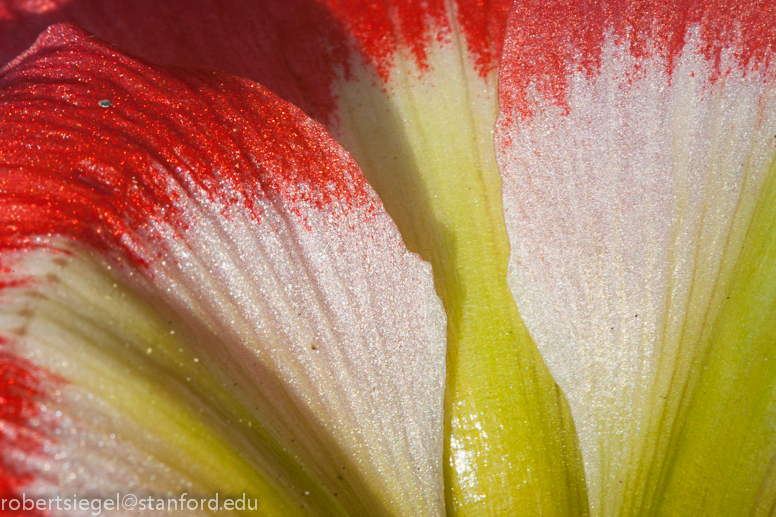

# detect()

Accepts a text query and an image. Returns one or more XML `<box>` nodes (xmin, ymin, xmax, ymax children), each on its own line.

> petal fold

<box><xmin>316</xmin><ymin>4</ymin><xmax>590</xmax><ymax>515</ymax></box>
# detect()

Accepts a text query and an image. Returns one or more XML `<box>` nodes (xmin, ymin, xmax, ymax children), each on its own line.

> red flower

<box><xmin>1</xmin><ymin>2</ymin><xmax>775</xmax><ymax>516</ymax></box>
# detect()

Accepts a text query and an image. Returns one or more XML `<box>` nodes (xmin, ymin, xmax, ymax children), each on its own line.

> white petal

<box><xmin>497</xmin><ymin>27</ymin><xmax>776</xmax><ymax>514</ymax></box>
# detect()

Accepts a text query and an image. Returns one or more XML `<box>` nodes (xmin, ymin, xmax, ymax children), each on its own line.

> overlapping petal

<box><xmin>0</xmin><ymin>2</ymin><xmax>592</xmax><ymax>514</ymax></box>
<box><xmin>3</xmin><ymin>1</ymin><xmax>774</xmax><ymax>516</ymax></box>
<box><xmin>0</xmin><ymin>24</ymin><xmax>447</xmax><ymax>516</ymax></box>
<box><xmin>497</xmin><ymin>1</ymin><xmax>776</xmax><ymax>514</ymax></box>
<box><xmin>309</xmin><ymin>4</ymin><xmax>590</xmax><ymax>514</ymax></box>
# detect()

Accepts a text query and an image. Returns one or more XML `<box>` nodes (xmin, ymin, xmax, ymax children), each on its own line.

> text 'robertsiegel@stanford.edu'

<box><xmin>1</xmin><ymin>493</ymin><xmax>262</xmax><ymax>514</ymax></box>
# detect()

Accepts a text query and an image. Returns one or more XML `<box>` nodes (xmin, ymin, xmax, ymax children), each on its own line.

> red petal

<box><xmin>496</xmin><ymin>1</ymin><xmax>776</xmax><ymax>513</ymax></box>
<box><xmin>0</xmin><ymin>23</ymin><xmax>372</xmax><ymax>264</ymax></box>
<box><xmin>310</xmin><ymin>0</ymin><xmax>512</xmax><ymax>80</ymax></box>
<box><xmin>0</xmin><ymin>25</ymin><xmax>447</xmax><ymax>513</ymax></box>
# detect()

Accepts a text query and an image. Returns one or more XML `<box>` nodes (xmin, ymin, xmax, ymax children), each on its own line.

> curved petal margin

<box><xmin>0</xmin><ymin>24</ymin><xmax>446</xmax><ymax>517</ymax></box>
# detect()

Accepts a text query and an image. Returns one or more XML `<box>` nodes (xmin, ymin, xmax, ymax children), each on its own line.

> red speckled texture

<box><xmin>0</xmin><ymin>338</ymin><xmax>51</xmax><ymax>517</ymax></box>
<box><xmin>0</xmin><ymin>0</ymin><xmax>513</xmax><ymax>123</ymax></box>
<box><xmin>0</xmin><ymin>24</ymin><xmax>372</xmax><ymax>262</ymax></box>
<box><xmin>454</xmin><ymin>0</ymin><xmax>514</xmax><ymax>77</ymax></box>
<box><xmin>500</xmin><ymin>0</ymin><xmax>776</xmax><ymax>120</ymax></box>
<box><xmin>324</xmin><ymin>0</ymin><xmax>449</xmax><ymax>79</ymax></box>
<box><xmin>323</xmin><ymin>0</ymin><xmax>512</xmax><ymax>80</ymax></box>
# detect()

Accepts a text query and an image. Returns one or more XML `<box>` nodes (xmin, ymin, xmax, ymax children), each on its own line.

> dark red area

<box><xmin>0</xmin><ymin>0</ymin><xmax>348</xmax><ymax>124</ymax></box>
<box><xmin>0</xmin><ymin>24</ymin><xmax>373</xmax><ymax>262</ymax></box>
<box><xmin>0</xmin><ymin>0</ymin><xmax>513</xmax><ymax>125</ymax></box>
<box><xmin>0</xmin><ymin>338</ymin><xmax>51</xmax><ymax>517</ymax></box>
<box><xmin>500</xmin><ymin>0</ymin><xmax>776</xmax><ymax>120</ymax></box>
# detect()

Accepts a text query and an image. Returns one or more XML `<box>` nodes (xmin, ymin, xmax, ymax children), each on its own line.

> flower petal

<box><xmin>497</xmin><ymin>1</ymin><xmax>776</xmax><ymax>514</ymax></box>
<box><xmin>1</xmin><ymin>252</ymin><xmax>316</xmax><ymax>516</ymax></box>
<box><xmin>655</xmin><ymin>152</ymin><xmax>776</xmax><ymax>515</ymax></box>
<box><xmin>0</xmin><ymin>3</ymin><xmax>591</xmax><ymax>513</ymax></box>
<box><xmin>0</xmin><ymin>24</ymin><xmax>446</xmax><ymax>516</ymax></box>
